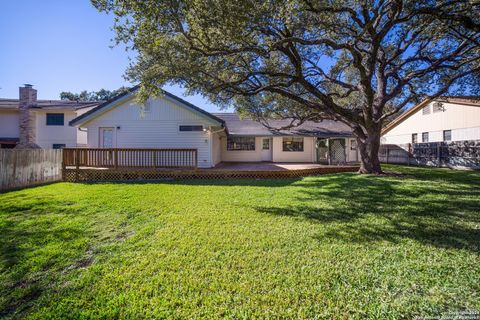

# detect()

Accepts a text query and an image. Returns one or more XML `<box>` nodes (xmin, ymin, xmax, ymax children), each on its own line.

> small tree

<box><xmin>60</xmin><ymin>87</ymin><xmax>129</xmax><ymax>102</ymax></box>
<box><xmin>93</xmin><ymin>0</ymin><xmax>480</xmax><ymax>173</ymax></box>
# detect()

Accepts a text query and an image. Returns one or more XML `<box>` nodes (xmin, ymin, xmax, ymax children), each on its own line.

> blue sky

<box><xmin>0</xmin><ymin>0</ymin><xmax>222</xmax><ymax>112</ymax></box>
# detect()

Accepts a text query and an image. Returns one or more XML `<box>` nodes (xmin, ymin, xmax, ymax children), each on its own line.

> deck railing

<box><xmin>63</xmin><ymin>148</ymin><xmax>198</xmax><ymax>169</ymax></box>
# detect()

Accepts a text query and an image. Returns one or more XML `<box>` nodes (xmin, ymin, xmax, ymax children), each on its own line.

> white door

<box><xmin>348</xmin><ymin>138</ymin><xmax>358</xmax><ymax>162</ymax></box>
<box><xmin>99</xmin><ymin>127</ymin><xmax>114</xmax><ymax>148</ymax></box>
<box><xmin>261</xmin><ymin>138</ymin><xmax>272</xmax><ymax>161</ymax></box>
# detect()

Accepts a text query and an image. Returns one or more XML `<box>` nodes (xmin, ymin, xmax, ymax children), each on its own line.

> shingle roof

<box><xmin>212</xmin><ymin>113</ymin><xmax>354</xmax><ymax>137</ymax></box>
<box><xmin>0</xmin><ymin>98</ymin><xmax>101</xmax><ymax>110</ymax></box>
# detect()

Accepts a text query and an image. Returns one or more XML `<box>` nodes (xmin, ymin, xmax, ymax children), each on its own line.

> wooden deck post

<box><xmin>75</xmin><ymin>148</ymin><xmax>80</xmax><ymax>182</ymax></box>
<box><xmin>114</xmin><ymin>149</ymin><xmax>118</xmax><ymax>169</ymax></box>
<box><xmin>194</xmin><ymin>149</ymin><xmax>198</xmax><ymax>169</ymax></box>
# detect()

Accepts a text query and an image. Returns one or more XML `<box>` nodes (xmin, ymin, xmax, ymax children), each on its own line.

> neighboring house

<box><xmin>0</xmin><ymin>85</ymin><xmax>100</xmax><ymax>149</ymax></box>
<box><xmin>70</xmin><ymin>87</ymin><xmax>360</xmax><ymax>168</ymax></box>
<box><xmin>382</xmin><ymin>97</ymin><xmax>480</xmax><ymax>145</ymax></box>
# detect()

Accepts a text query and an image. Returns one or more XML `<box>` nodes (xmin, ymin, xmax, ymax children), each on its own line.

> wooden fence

<box><xmin>380</xmin><ymin>140</ymin><xmax>480</xmax><ymax>169</ymax></box>
<box><xmin>0</xmin><ymin>149</ymin><xmax>63</xmax><ymax>191</ymax></box>
<box><xmin>62</xmin><ymin>148</ymin><xmax>198</xmax><ymax>169</ymax></box>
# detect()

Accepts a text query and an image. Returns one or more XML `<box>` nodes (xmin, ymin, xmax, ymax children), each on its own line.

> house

<box><xmin>69</xmin><ymin>86</ymin><xmax>360</xmax><ymax>168</ymax></box>
<box><xmin>0</xmin><ymin>85</ymin><xmax>100</xmax><ymax>149</ymax></box>
<box><xmin>382</xmin><ymin>97</ymin><xmax>480</xmax><ymax>145</ymax></box>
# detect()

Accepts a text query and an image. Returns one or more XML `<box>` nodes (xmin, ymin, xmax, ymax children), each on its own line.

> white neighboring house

<box><xmin>382</xmin><ymin>97</ymin><xmax>480</xmax><ymax>145</ymax></box>
<box><xmin>70</xmin><ymin>86</ymin><xmax>360</xmax><ymax>168</ymax></box>
<box><xmin>0</xmin><ymin>85</ymin><xmax>100</xmax><ymax>149</ymax></box>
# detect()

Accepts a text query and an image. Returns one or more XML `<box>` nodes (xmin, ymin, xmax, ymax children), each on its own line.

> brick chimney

<box><xmin>15</xmin><ymin>84</ymin><xmax>41</xmax><ymax>149</ymax></box>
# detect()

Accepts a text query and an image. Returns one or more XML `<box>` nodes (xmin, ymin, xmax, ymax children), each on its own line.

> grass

<box><xmin>0</xmin><ymin>165</ymin><xmax>479</xmax><ymax>319</ymax></box>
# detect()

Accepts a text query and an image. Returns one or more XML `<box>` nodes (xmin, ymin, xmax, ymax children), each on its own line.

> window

<box><xmin>422</xmin><ymin>105</ymin><xmax>430</xmax><ymax>115</ymax></box>
<box><xmin>179</xmin><ymin>125</ymin><xmax>203</xmax><ymax>132</ymax></box>
<box><xmin>433</xmin><ymin>102</ymin><xmax>445</xmax><ymax>113</ymax></box>
<box><xmin>227</xmin><ymin>137</ymin><xmax>255</xmax><ymax>151</ymax></box>
<box><xmin>46</xmin><ymin>113</ymin><xmax>64</xmax><ymax>126</ymax></box>
<box><xmin>422</xmin><ymin>132</ymin><xmax>429</xmax><ymax>143</ymax></box>
<box><xmin>262</xmin><ymin>139</ymin><xmax>270</xmax><ymax>150</ymax></box>
<box><xmin>412</xmin><ymin>133</ymin><xmax>418</xmax><ymax>144</ymax></box>
<box><xmin>283</xmin><ymin>137</ymin><xmax>304</xmax><ymax>152</ymax></box>
<box><xmin>350</xmin><ymin>139</ymin><xmax>357</xmax><ymax>150</ymax></box>
<box><xmin>52</xmin><ymin>144</ymin><xmax>66</xmax><ymax>149</ymax></box>
<box><xmin>443</xmin><ymin>130</ymin><xmax>452</xmax><ymax>141</ymax></box>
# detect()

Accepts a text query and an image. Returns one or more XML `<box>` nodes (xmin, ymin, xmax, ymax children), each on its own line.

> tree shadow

<box><xmin>76</xmin><ymin>177</ymin><xmax>302</xmax><ymax>188</ymax></box>
<box><xmin>0</xmin><ymin>196</ymin><xmax>91</xmax><ymax>318</ymax></box>
<box><xmin>255</xmin><ymin>170</ymin><xmax>480</xmax><ymax>252</ymax></box>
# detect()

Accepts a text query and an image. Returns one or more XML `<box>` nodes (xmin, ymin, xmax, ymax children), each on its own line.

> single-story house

<box><xmin>70</xmin><ymin>86</ymin><xmax>360</xmax><ymax>168</ymax></box>
<box><xmin>0</xmin><ymin>85</ymin><xmax>100</xmax><ymax>149</ymax></box>
<box><xmin>382</xmin><ymin>96</ymin><xmax>480</xmax><ymax>145</ymax></box>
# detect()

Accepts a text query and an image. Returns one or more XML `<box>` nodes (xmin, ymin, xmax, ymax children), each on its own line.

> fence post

<box><xmin>436</xmin><ymin>143</ymin><xmax>441</xmax><ymax>167</ymax></box>
<box><xmin>61</xmin><ymin>149</ymin><xmax>66</xmax><ymax>181</ymax></box>
<box><xmin>386</xmin><ymin>147</ymin><xmax>390</xmax><ymax>164</ymax></box>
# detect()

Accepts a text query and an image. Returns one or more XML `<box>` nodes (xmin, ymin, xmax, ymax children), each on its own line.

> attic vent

<box><xmin>422</xmin><ymin>105</ymin><xmax>430</xmax><ymax>115</ymax></box>
<box><xmin>432</xmin><ymin>102</ymin><xmax>445</xmax><ymax>112</ymax></box>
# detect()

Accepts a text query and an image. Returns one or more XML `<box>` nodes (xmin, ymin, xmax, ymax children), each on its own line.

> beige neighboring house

<box><xmin>382</xmin><ymin>96</ymin><xmax>480</xmax><ymax>145</ymax></box>
<box><xmin>0</xmin><ymin>85</ymin><xmax>101</xmax><ymax>149</ymax></box>
<box><xmin>69</xmin><ymin>86</ymin><xmax>360</xmax><ymax>168</ymax></box>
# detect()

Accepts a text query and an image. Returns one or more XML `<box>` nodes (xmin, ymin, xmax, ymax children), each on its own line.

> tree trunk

<box><xmin>357</xmin><ymin>127</ymin><xmax>383</xmax><ymax>174</ymax></box>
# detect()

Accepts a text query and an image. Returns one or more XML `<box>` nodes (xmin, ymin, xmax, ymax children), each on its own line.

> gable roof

<box><xmin>382</xmin><ymin>96</ymin><xmax>480</xmax><ymax>135</ymax></box>
<box><xmin>69</xmin><ymin>85</ymin><xmax>225</xmax><ymax>127</ymax></box>
<box><xmin>0</xmin><ymin>98</ymin><xmax>101</xmax><ymax>111</ymax></box>
<box><xmin>213</xmin><ymin>113</ymin><xmax>354</xmax><ymax>137</ymax></box>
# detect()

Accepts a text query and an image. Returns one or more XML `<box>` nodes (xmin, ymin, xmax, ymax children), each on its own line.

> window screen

<box><xmin>443</xmin><ymin>130</ymin><xmax>452</xmax><ymax>141</ymax></box>
<box><xmin>46</xmin><ymin>113</ymin><xmax>64</xmax><ymax>126</ymax></box>
<box><xmin>422</xmin><ymin>132</ymin><xmax>429</xmax><ymax>143</ymax></box>
<box><xmin>282</xmin><ymin>137</ymin><xmax>304</xmax><ymax>152</ymax></box>
<box><xmin>179</xmin><ymin>125</ymin><xmax>203</xmax><ymax>132</ymax></box>
<box><xmin>227</xmin><ymin>137</ymin><xmax>255</xmax><ymax>151</ymax></box>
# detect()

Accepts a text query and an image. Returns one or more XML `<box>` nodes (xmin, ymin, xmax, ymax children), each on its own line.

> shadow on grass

<box><xmin>76</xmin><ymin>177</ymin><xmax>302</xmax><ymax>188</ymax></box>
<box><xmin>256</xmin><ymin>169</ymin><xmax>480</xmax><ymax>252</ymax></box>
<box><xmin>0</xmin><ymin>196</ymin><xmax>89</xmax><ymax>318</ymax></box>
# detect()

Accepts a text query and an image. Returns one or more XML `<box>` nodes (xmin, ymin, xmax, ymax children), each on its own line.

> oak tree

<box><xmin>93</xmin><ymin>0</ymin><xmax>480</xmax><ymax>173</ymax></box>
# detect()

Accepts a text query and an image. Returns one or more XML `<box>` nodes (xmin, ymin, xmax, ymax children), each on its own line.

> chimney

<box><xmin>15</xmin><ymin>84</ymin><xmax>41</xmax><ymax>149</ymax></box>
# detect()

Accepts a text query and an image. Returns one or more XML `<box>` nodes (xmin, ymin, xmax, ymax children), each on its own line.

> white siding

<box><xmin>272</xmin><ymin>136</ymin><xmax>316</xmax><ymax>162</ymax></box>
<box><xmin>83</xmin><ymin>96</ymin><xmax>218</xmax><ymax>168</ymax></box>
<box><xmin>35</xmin><ymin>109</ymin><xmax>79</xmax><ymax>148</ymax></box>
<box><xmin>0</xmin><ymin>110</ymin><xmax>19</xmax><ymax>138</ymax></box>
<box><xmin>383</xmin><ymin>102</ymin><xmax>480</xmax><ymax>144</ymax></box>
<box><xmin>76</xmin><ymin>107</ymin><xmax>95</xmax><ymax>146</ymax></box>
<box><xmin>221</xmin><ymin>136</ymin><xmax>263</xmax><ymax>162</ymax></box>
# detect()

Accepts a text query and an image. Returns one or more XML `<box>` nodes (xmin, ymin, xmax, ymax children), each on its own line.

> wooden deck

<box><xmin>63</xmin><ymin>162</ymin><xmax>359</xmax><ymax>182</ymax></box>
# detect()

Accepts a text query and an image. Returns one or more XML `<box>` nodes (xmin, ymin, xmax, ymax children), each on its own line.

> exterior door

<box><xmin>348</xmin><ymin>139</ymin><xmax>358</xmax><ymax>162</ymax></box>
<box><xmin>261</xmin><ymin>138</ymin><xmax>273</xmax><ymax>161</ymax></box>
<box><xmin>100</xmin><ymin>127</ymin><xmax>114</xmax><ymax>148</ymax></box>
<box><xmin>99</xmin><ymin>127</ymin><xmax>114</xmax><ymax>165</ymax></box>
<box><xmin>316</xmin><ymin>139</ymin><xmax>329</xmax><ymax>164</ymax></box>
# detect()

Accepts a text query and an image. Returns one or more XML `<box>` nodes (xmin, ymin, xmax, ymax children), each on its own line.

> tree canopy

<box><xmin>92</xmin><ymin>0</ymin><xmax>480</xmax><ymax>173</ymax></box>
<box><xmin>60</xmin><ymin>87</ymin><xmax>130</xmax><ymax>102</ymax></box>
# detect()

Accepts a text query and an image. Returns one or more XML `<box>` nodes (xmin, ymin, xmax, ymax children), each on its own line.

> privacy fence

<box><xmin>0</xmin><ymin>149</ymin><xmax>63</xmax><ymax>191</ymax></box>
<box><xmin>379</xmin><ymin>140</ymin><xmax>480</xmax><ymax>169</ymax></box>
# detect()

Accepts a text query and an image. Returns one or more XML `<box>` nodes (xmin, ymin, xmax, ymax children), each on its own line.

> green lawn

<box><xmin>0</xmin><ymin>165</ymin><xmax>479</xmax><ymax>319</ymax></box>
